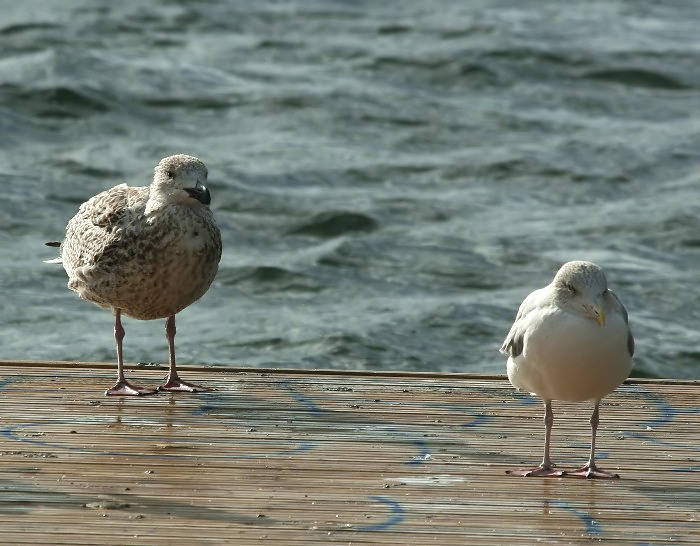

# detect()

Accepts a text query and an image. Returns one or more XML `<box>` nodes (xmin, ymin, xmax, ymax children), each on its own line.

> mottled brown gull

<box><xmin>501</xmin><ymin>261</ymin><xmax>634</xmax><ymax>478</ymax></box>
<box><xmin>47</xmin><ymin>154</ymin><xmax>222</xmax><ymax>395</ymax></box>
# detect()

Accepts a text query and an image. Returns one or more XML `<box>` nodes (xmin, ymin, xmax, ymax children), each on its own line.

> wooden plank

<box><xmin>0</xmin><ymin>361</ymin><xmax>698</xmax><ymax>544</ymax></box>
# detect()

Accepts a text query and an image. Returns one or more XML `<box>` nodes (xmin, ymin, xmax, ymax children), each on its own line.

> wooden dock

<box><xmin>0</xmin><ymin>360</ymin><xmax>697</xmax><ymax>544</ymax></box>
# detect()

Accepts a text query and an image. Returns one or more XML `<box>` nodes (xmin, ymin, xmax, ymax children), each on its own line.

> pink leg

<box><xmin>158</xmin><ymin>315</ymin><xmax>211</xmax><ymax>393</ymax></box>
<box><xmin>564</xmin><ymin>402</ymin><xmax>620</xmax><ymax>479</ymax></box>
<box><xmin>507</xmin><ymin>400</ymin><xmax>564</xmax><ymax>477</ymax></box>
<box><xmin>105</xmin><ymin>310</ymin><xmax>157</xmax><ymax>396</ymax></box>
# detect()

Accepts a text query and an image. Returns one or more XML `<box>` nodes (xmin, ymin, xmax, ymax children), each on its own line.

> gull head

<box><xmin>152</xmin><ymin>154</ymin><xmax>211</xmax><ymax>206</ymax></box>
<box><xmin>552</xmin><ymin>260</ymin><xmax>608</xmax><ymax>327</ymax></box>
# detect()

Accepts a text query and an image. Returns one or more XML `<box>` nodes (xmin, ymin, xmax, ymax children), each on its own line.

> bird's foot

<box><xmin>158</xmin><ymin>376</ymin><xmax>212</xmax><ymax>393</ymax></box>
<box><xmin>506</xmin><ymin>464</ymin><xmax>564</xmax><ymax>478</ymax></box>
<box><xmin>564</xmin><ymin>464</ymin><xmax>619</xmax><ymax>479</ymax></box>
<box><xmin>105</xmin><ymin>380</ymin><xmax>158</xmax><ymax>396</ymax></box>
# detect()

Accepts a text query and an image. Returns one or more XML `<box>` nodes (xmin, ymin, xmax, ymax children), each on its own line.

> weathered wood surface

<box><xmin>0</xmin><ymin>360</ymin><xmax>698</xmax><ymax>544</ymax></box>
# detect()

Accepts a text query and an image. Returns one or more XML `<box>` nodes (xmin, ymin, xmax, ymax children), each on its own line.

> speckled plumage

<box><xmin>50</xmin><ymin>154</ymin><xmax>222</xmax><ymax>395</ymax></box>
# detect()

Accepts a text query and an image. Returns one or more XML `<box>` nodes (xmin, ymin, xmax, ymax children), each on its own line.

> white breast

<box><xmin>507</xmin><ymin>307</ymin><xmax>632</xmax><ymax>402</ymax></box>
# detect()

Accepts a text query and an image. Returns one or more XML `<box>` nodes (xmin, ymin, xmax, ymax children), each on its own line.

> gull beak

<box><xmin>592</xmin><ymin>299</ymin><xmax>606</xmax><ymax>327</ymax></box>
<box><xmin>184</xmin><ymin>181</ymin><xmax>211</xmax><ymax>205</ymax></box>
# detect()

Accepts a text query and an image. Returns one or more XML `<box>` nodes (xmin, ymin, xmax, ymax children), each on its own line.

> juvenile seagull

<box><xmin>48</xmin><ymin>154</ymin><xmax>222</xmax><ymax>395</ymax></box>
<box><xmin>501</xmin><ymin>261</ymin><xmax>634</xmax><ymax>478</ymax></box>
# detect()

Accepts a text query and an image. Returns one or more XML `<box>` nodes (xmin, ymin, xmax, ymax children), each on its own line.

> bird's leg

<box><xmin>158</xmin><ymin>315</ymin><xmax>211</xmax><ymax>392</ymax></box>
<box><xmin>105</xmin><ymin>309</ymin><xmax>157</xmax><ymax>396</ymax></box>
<box><xmin>565</xmin><ymin>402</ymin><xmax>620</xmax><ymax>479</ymax></box>
<box><xmin>507</xmin><ymin>400</ymin><xmax>564</xmax><ymax>477</ymax></box>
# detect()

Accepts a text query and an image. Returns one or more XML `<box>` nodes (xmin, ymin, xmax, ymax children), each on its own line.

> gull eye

<box><xmin>166</xmin><ymin>170</ymin><xmax>175</xmax><ymax>179</ymax></box>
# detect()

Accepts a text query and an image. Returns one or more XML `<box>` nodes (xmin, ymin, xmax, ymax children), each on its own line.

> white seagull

<box><xmin>501</xmin><ymin>261</ymin><xmax>634</xmax><ymax>478</ymax></box>
<box><xmin>47</xmin><ymin>154</ymin><xmax>222</xmax><ymax>395</ymax></box>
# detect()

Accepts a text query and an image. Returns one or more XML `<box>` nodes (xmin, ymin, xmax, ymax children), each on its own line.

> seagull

<box><xmin>47</xmin><ymin>154</ymin><xmax>222</xmax><ymax>395</ymax></box>
<box><xmin>500</xmin><ymin>261</ymin><xmax>634</xmax><ymax>478</ymax></box>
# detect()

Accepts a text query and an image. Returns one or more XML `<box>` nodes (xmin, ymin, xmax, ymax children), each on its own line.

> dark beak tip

<box><xmin>200</xmin><ymin>186</ymin><xmax>212</xmax><ymax>205</ymax></box>
<box><xmin>185</xmin><ymin>186</ymin><xmax>211</xmax><ymax>205</ymax></box>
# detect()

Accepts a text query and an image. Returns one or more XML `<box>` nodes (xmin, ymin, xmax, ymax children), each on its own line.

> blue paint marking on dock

<box><xmin>191</xmin><ymin>403</ymin><xmax>217</xmax><ymax>417</ymax></box>
<box><xmin>274</xmin><ymin>380</ymin><xmax>438</xmax><ymax>466</ymax></box>
<box><xmin>510</xmin><ymin>390</ymin><xmax>540</xmax><ymax>406</ymax></box>
<box><xmin>406</xmin><ymin>438</ymin><xmax>430</xmax><ymax>465</ymax></box>
<box><xmin>671</xmin><ymin>466</ymin><xmax>700</xmax><ymax>472</ymax></box>
<box><xmin>0</xmin><ymin>377</ymin><xmax>19</xmax><ymax>391</ymax></box>
<box><xmin>548</xmin><ymin>499</ymin><xmax>602</xmax><ymax>536</ymax></box>
<box><xmin>355</xmin><ymin>496</ymin><xmax>405</xmax><ymax>532</ymax></box>
<box><xmin>277</xmin><ymin>380</ymin><xmax>322</xmax><ymax>414</ymax></box>
<box><xmin>462</xmin><ymin>413</ymin><xmax>489</xmax><ymax>428</ymax></box>
<box><xmin>0</xmin><ymin>376</ymin><xmax>327</xmax><ymax>459</ymax></box>
<box><xmin>621</xmin><ymin>385</ymin><xmax>677</xmax><ymax>428</ymax></box>
<box><xmin>620</xmin><ymin>385</ymin><xmax>698</xmax><ymax>452</ymax></box>
<box><xmin>269</xmin><ymin>379</ymin><xmax>512</xmax><ymax>467</ymax></box>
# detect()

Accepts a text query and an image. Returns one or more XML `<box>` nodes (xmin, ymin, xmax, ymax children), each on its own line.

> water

<box><xmin>1</xmin><ymin>0</ymin><xmax>699</xmax><ymax>379</ymax></box>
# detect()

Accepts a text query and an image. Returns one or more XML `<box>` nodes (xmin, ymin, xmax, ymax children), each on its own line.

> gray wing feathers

<box><xmin>500</xmin><ymin>290</ymin><xmax>542</xmax><ymax>358</ymax></box>
<box><xmin>608</xmin><ymin>289</ymin><xmax>635</xmax><ymax>357</ymax></box>
<box><xmin>500</xmin><ymin>323</ymin><xmax>524</xmax><ymax>358</ymax></box>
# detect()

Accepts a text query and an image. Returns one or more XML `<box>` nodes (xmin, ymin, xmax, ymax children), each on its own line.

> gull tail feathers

<box><xmin>44</xmin><ymin>241</ymin><xmax>62</xmax><ymax>264</ymax></box>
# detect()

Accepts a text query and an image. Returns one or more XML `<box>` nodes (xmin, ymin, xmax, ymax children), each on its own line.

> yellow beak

<box><xmin>593</xmin><ymin>302</ymin><xmax>606</xmax><ymax>327</ymax></box>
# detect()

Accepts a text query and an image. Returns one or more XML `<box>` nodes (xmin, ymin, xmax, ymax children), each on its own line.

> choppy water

<box><xmin>2</xmin><ymin>0</ymin><xmax>700</xmax><ymax>378</ymax></box>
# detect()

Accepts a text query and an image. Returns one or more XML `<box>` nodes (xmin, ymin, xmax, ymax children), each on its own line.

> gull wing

<box><xmin>607</xmin><ymin>289</ymin><xmax>635</xmax><ymax>357</ymax></box>
<box><xmin>500</xmin><ymin>288</ymin><xmax>546</xmax><ymax>358</ymax></box>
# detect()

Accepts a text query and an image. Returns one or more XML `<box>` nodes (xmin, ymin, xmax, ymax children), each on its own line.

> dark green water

<box><xmin>2</xmin><ymin>0</ymin><xmax>699</xmax><ymax>378</ymax></box>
